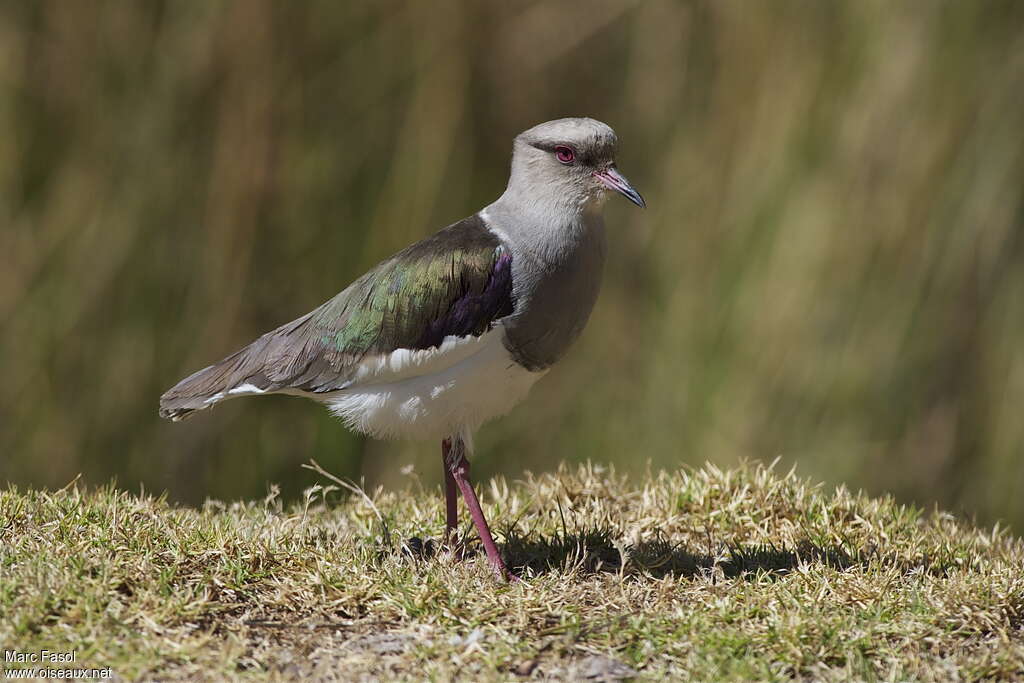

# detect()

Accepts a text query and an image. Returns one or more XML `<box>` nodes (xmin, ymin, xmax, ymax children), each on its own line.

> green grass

<box><xmin>2</xmin><ymin>461</ymin><xmax>1023</xmax><ymax>681</ymax></box>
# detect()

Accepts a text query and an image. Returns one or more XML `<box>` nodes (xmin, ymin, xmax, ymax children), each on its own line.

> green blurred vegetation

<box><xmin>2</xmin><ymin>1</ymin><xmax>1023</xmax><ymax>528</ymax></box>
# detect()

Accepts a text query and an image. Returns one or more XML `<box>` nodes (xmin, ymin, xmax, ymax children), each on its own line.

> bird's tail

<box><xmin>160</xmin><ymin>310</ymin><xmax>337</xmax><ymax>421</ymax></box>
<box><xmin>159</xmin><ymin>346</ymin><xmax>271</xmax><ymax>421</ymax></box>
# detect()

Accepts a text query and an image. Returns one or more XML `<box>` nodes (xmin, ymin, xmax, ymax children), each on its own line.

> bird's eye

<box><xmin>554</xmin><ymin>145</ymin><xmax>575</xmax><ymax>164</ymax></box>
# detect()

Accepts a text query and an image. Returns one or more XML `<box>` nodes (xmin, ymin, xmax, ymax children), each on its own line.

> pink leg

<box><xmin>445</xmin><ymin>436</ymin><xmax>514</xmax><ymax>581</ymax></box>
<box><xmin>441</xmin><ymin>438</ymin><xmax>458</xmax><ymax>542</ymax></box>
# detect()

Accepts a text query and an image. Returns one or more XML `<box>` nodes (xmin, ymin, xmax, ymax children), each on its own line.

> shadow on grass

<box><xmin>401</xmin><ymin>527</ymin><xmax>958</xmax><ymax>580</ymax></box>
<box><xmin>497</xmin><ymin>527</ymin><xmax>860</xmax><ymax>579</ymax></box>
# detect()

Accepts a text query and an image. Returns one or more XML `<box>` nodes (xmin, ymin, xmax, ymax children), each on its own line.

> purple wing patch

<box><xmin>415</xmin><ymin>248</ymin><xmax>514</xmax><ymax>349</ymax></box>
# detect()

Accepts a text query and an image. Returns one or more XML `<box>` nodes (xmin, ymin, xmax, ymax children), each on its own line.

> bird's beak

<box><xmin>593</xmin><ymin>166</ymin><xmax>646</xmax><ymax>208</ymax></box>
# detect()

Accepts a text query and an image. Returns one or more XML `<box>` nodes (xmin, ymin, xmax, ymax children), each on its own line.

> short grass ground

<box><xmin>2</xmin><ymin>461</ymin><xmax>1023</xmax><ymax>681</ymax></box>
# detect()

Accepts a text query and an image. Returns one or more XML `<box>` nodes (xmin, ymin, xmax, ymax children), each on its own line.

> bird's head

<box><xmin>511</xmin><ymin>117</ymin><xmax>645</xmax><ymax>211</ymax></box>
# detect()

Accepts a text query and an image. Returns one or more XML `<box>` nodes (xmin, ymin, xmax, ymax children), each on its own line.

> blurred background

<box><xmin>2</xmin><ymin>1</ymin><xmax>1023</xmax><ymax>529</ymax></box>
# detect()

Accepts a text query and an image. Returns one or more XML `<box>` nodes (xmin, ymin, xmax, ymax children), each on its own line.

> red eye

<box><xmin>554</xmin><ymin>145</ymin><xmax>575</xmax><ymax>164</ymax></box>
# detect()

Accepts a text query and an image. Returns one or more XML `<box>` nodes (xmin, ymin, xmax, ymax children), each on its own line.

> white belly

<box><xmin>321</xmin><ymin>326</ymin><xmax>544</xmax><ymax>440</ymax></box>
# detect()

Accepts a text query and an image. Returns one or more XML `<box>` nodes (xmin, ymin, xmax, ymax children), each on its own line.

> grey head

<box><xmin>499</xmin><ymin>117</ymin><xmax>645</xmax><ymax>218</ymax></box>
<box><xmin>486</xmin><ymin>118</ymin><xmax>645</xmax><ymax>372</ymax></box>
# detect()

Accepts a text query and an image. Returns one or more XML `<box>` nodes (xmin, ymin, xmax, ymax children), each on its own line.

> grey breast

<box><xmin>497</xmin><ymin>213</ymin><xmax>608</xmax><ymax>372</ymax></box>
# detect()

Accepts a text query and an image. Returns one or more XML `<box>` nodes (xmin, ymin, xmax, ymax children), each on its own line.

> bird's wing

<box><xmin>159</xmin><ymin>214</ymin><xmax>514</xmax><ymax>419</ymax></box>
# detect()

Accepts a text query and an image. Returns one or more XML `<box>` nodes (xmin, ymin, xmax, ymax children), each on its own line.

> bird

<box><xmin>159</xmin><ymin>117</ymin><xmax>645</xmax><ymax>580</ymax></box>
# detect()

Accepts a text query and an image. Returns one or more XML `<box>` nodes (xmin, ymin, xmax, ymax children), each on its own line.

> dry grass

<box><xmin>3</xmin><ymin>461</ymin><xmax>1023</xmax><ymax>681</ymax></box>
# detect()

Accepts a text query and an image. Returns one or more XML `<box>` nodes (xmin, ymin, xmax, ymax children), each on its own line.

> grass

<box><xmin>2</xmin><ymin>461</ymin><xmax>1023</xmax><ymax>681</ymax></box>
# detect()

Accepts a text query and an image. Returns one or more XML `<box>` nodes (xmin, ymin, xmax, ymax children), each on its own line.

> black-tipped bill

<box><xmin>594</xmin><ymin>166</ymin><xmax>646</xmax><ymax>208</ymax></box>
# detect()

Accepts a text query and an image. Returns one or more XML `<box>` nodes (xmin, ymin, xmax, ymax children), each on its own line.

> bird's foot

<box><xmin>405</xmin><ymin>535</ymin><xmax>518</xmax><ymax>581</ymax></box>
<box><xmin>499</xmin><ymin>566</ymin><xmax>521</xmax><ymax>583</ymax></box>
<box><xmin>488</xmin><ymin>554</ymin><xmax>519</xmax><ymax>582</ymax></box>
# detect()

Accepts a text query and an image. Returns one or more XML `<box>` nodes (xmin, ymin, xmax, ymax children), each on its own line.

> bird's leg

<box><xmin>445</xmin><ymin>435</ymin><xmax>514</xmax><ymax>581</ymax></box>
<box><xmin>441</xmin><ymin>438</ymin><xmax>458</xmax><ymax>544</ymax></box>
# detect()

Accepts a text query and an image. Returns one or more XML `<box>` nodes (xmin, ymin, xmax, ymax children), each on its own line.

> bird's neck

<box><xmin>482</xmin><ymin>185</ymin><xmax>608</xmax><ymax>372</ymax></box>
<box><xmin>484</xmin><ymin>185</ymin><xmax>606</xmax><ymax>267</ymax></box>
